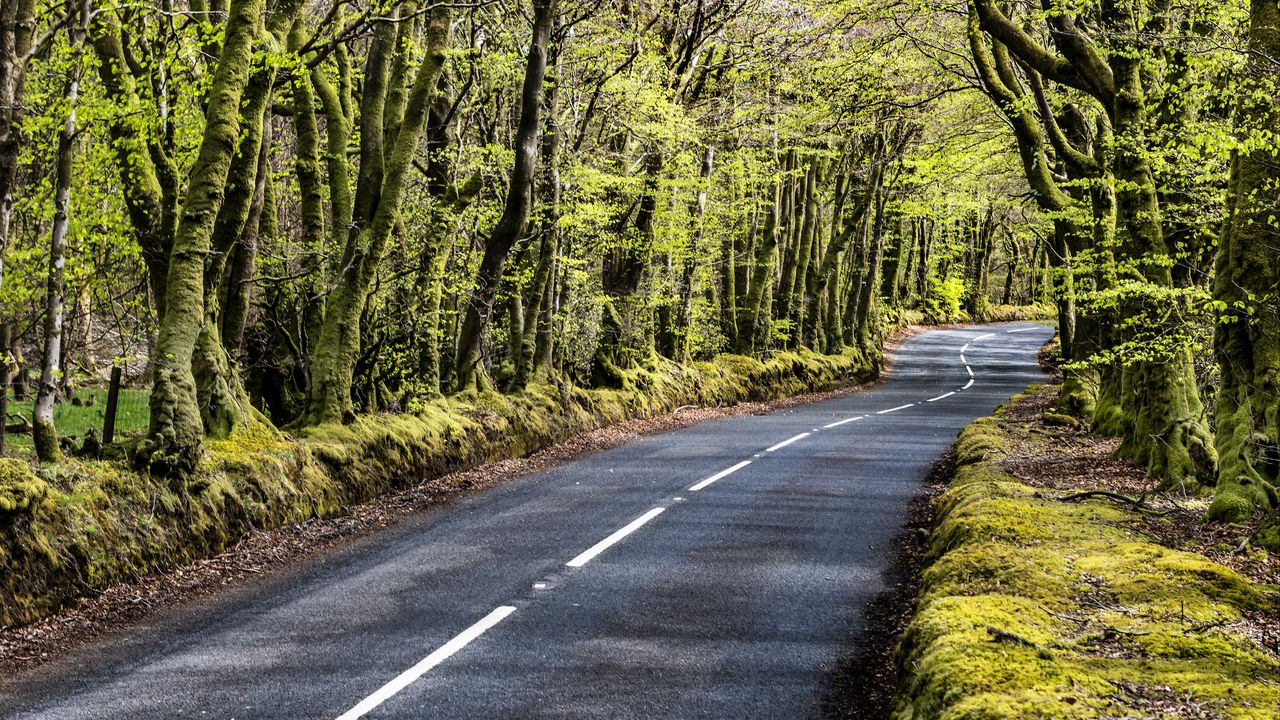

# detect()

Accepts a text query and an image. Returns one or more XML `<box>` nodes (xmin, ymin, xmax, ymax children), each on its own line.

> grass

<box><xmin>2</xmin><ymin>388</ymin><xmax>150</xmax><ymax>456</ymax></box>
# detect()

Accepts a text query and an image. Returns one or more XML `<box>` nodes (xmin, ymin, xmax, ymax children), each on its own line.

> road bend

<box><xmin>0</xmin><ymin>322</ymin><xmax>1053</xmax><ymax>719</ymax></box>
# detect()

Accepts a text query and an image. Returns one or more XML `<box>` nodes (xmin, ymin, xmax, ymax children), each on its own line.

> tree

<box><xmin>453</xmin><ymin>0</ymin><xmax>556</xmax><ymax>391</ymax></box>
<box><xmin>33</xmin><ymin>0</ymin><xmax>90</xmax><ymax>462</ymax></box>
<box><xmin>1207</xmin><ymin>0</ymin><xmax>1280</xmax><ymax>532</ymax></box>
<box><xmin>969</xmin><ymin>0</ymin><xmax>1219</xmax><ymax>488</ymax></box>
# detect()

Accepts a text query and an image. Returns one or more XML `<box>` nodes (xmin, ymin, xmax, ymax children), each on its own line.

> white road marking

<box><xmin>877</xmin><ymin>404</ymin><xmax>914</xmax><ymax>415</ymax></box>
<box><xmin>335</xmin><ymin>606</ymin><xmax>516</xmax><ymax>720</ymax></box>
<box><xmin>960</xmin><ymin>353</ymin><xmax>967</xmax><ymax>363</ymax></box>
<box><xmin>966</xmin><ymin>365</ymin><xmax>974</xmax><ymax>378</ymax></box>
<box><xmin>766</xmin><ymin>432</ymin><xmax>810</xmax><ymax>452</ymax></box>
<box><xmin>963</xmin><ymin>378</ymin><xmax>974</xmax><ymax>390</ymax></box>
<box><xmin>566</xmin><ymin>507</ymin><xmax>665</xmax><ymax>567</ymax></box>
<box><xmin>689</xmin><ymin>460</ymin><xmax>751</xmax><ymax>492</ymax></box>
<box><xmin>926</xmin><ymin>391</ymin><xmax>956</xmax><ymax>402</ymax></box>
<box><xmin>823</xmin><ymin>416</ymin><xmax>863</xmax><ymax>429</ymax></box>
<box><xmin>1006</xmin><ymin>326</ymin><xmax>1040</xmax><ymax>333</ymax></box>
<box><xmin>973</xmin><ymin>332</ymin><xmax>994</xmax><ymax>341</ymax></box>
<box><xmin>960</xmin><ymin>343</ymin><xmax>970</xmax><ymax>353</ymax></box>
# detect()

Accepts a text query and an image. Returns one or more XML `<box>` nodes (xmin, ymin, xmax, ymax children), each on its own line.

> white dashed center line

<box><xmin>329</xmin><ymin>324</ymin><xmax>1038</xmax><ymax>719</ymax></box>
<box><xmin>877</xmin><ymin>404</ymin><xmax>914</xmax><ymax>415</ymax></box>
<box><xmin>766</xmin><ymin>432</ymin><xmax>810</xmax><ymax>452</ymax></box>
<box><xmin>335</xmin><ymin>606</ymin><xmax>517</xmax><ymax>720</ymax></box>
<box><xmin>566</xmin><ymin>507</ymin><xmax>666</xmax><ymax>568</ymax></box>
<box><xmin>689</xmin><ymin>460</ymin><xmax>752</xmax><ymax>492</ymax></box>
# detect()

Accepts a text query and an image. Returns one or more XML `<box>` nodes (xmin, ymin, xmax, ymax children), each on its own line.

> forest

<box><xmin>0</xmin><ymin>0</ymin><xmax>1276</xmax><ymax>587</ymax></box>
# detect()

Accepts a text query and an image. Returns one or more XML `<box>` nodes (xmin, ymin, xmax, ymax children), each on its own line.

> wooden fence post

<box><xmin>102</xmin><ymin>366</ymin><xmax>122</xmax><ymax>445</ymax></box>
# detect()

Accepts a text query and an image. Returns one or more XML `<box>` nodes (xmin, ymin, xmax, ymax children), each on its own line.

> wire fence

<box><xmin>2</xmin><ymin>371</ymin><xmax>149</xmax><ymax>457</ymax></box>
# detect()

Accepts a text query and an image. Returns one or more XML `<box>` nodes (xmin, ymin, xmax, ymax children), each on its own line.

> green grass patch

<box><xmin>3</xmin><ymin>388</ymin><xmax>150</xmax><ymax>456</ymax></box>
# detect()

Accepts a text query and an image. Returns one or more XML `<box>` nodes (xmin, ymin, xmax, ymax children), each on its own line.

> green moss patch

<box><xmin>894</xmin><ymin>390</ymin><xmax>1280</xmax><ymax>720</ymax></box>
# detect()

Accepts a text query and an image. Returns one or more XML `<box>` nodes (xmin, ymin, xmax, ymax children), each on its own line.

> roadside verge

<box><xmin>893</xmin><ymin>385</ymin><xmax>1280</xmax><ymax>719</ymax></box>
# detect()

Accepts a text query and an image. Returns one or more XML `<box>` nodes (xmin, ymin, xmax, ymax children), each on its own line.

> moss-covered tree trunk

<box><xmin>144</xmin><ymin>0</ymin><xmax>265</xmax><ymax>472</ymax></box>
<box><xmin>841</xmin><ymin>211</ymin><xmax>870</xmax><ymax>346</ymax></box>
<box><xmin>879</xmin><ymin>216</ymin><xmax>904</xmax><ymax>313</ymax></box>
<box><xmin>301</xmin><ymin>7</ymin><xmax>451</xmax><ymax>424</ymax></box>
<box><xmin>515</xmin><ymin>46</ymin><xmax>564</xmax><ymax>385</ymax></box>
<box><xmin>220</xmin><ymin>112</ymin><xmax>271</xmax><ymax>359</ymax></box>
<box><xmin>673</xmin><ymin>144</ymin><xmax>714</xmax><ymax>361</ymax></box>
<box><xmin>790</xmin><ymin>161</ymin><xmax>821</xmax><ymax>348</ymax></box>
<box><xmin>595</xmin><ymin>150</ymin><xmax>662</xmax><ymax>382</ymax></box>
<box><xmin>970</xmin><ymin>0</ymin><xmax>1216</xmax><ymax>489</ymax></box>
<box><xmin>720</xmin><ymin>178</ymin><xmax>742</xmax><ymax>351</ymax></box>
<box><xmin>962</xmin><ymin>209</ymin><xmax>994</xmax><ymax>320</ymax></box>
<box><xmin>1208</xmin><ymin>0</ymin><xmax>1280</xmax><ymax>531</ymax></box>
<box><xmin>854</xmin><ymin>179</ymin><xmax>887</xmax><ymax>350</ymax></box>
<box><xmin>89</xmin><ymin>10</ymin><xmax>180</xmax><ymax>324</ymax></box>
<box><xmin>774</xmin><ymin>159</ymin><xmax>808</xmax><ymax>341</ymax></box>
<box><xmin>735</xmin><ymin>174</ymin><xmax>782</xmax><ymax>354</ymax></box>
<box><xmin>1109</xmin><ymin>50</ymin><xmax>1216</xmax><ymax>490</ymax></box>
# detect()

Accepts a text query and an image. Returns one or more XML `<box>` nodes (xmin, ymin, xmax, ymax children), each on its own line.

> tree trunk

<box><xmin>789</xmin><ymin>160</ymin><xmax>820</xmax><ymax>347</ymax></box>
<box><xmin>0</xmin><ymin>322</ymin><xmax>10</xmax><ymax>454</ymax></box>
<box><xmin>454</xmin><ymin>0</ymin><xmax>554</xmax><ymax>391</ymax></box>
<box><xmin>301</xmin><ymin>7</ymin><xmax>452</xmax><ymax>423</ymax></box>
<box><xmin>220</xmin><ymin>122</ymin><xmax>270</xmax><ymax>359</ymax></box>
<box><xmin>34</xmin><ymin>0</ymin><xmax>88</xmax><ymax>462</ymax></box>
<box><xmin>0</xmin><ymin>0</ymin><xmax>36</xmax><ymax>299</ymax></box>
<box><xmin>735</xmin><ymin>173</ymin><xmax>782</xmax><ymax>354</ymax></box>
<box><xmin>674</xmin><ymin>144</ymin><xmax>714</xmax><ymax>361</ymax></box>
<box><xmin>145</xmin><ymin>0</ymin><xmax>267</xmax><ymax>472</ymax></box>
<box><xmin>1207</xmin><ymin>0</ymin><xmax>1280</xmax><ymax>530</ymax></box>
<box><xmin>854</xmin><ymin>175</ymin><xmax>887</xmax><ymax>350</ymax></box>
<box><xmin>963</xmin><ymin>209</ymin><xmax>994</xmax><ymax>320</ymax></box>
<box><xmin>1110</xmin><ymin>50</ymin><xmax>1215</xmax><ymax>490</ymax></box>
<box><xmin>595</xmin><ymin>151</ymin><xmax>662</xmax><ymax>382</ymax></box>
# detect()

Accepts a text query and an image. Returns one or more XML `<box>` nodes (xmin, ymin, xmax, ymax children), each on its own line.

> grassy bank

<box><xmin>894</xmin><ymin>385</ymin><xmax>1280</xmax><ymax>719</ymax></box>
<box><xmin>0</xmin><ymin>348</ymin><xmax>874</xmax><ymax>629</ymax></box>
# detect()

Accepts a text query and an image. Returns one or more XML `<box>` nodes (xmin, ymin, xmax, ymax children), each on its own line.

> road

<box><xmin>0</xmin><ymin>322</ymin><xmax>1052</xmax><ymax>720</ymax></box>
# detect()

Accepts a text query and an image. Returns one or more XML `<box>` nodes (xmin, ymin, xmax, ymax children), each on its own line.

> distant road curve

<box><xmin>1</xmin><ymin>322</ymin><xmax>1053</xmax><ymax>720</ymax></box>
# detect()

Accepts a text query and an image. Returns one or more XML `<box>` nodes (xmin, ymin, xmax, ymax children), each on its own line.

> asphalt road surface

<box><xmin>1</xmin><ymin>322</ymin><xmax>1053</xmax><ymax>720</ymax></box>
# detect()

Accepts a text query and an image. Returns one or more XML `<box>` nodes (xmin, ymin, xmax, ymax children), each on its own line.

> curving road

<box><xmin>0</xmin><ymin>323</ymin><xmax>1052</xmax><ymax>720</ymax></box>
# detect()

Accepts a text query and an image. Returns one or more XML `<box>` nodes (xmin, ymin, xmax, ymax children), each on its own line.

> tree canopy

<box><xmin>0</xmin><ymin>0</ymin><xmax>1277</xmax><ymax>542</ymax></box>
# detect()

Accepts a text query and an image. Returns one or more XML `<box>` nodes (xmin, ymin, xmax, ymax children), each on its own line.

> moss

<box><xmin>1256</xmin><ymin>520</ymin><xmax>1280</xmax><ymax>553</ymax></box>
<box><xmin>0</xmin><ymin>459</ymin><xmax>51</xmax><ymax>514</ymax></box>
<box><xmin>1040</xmin><ymin>411</ymin><xmax>1082</xmax><ymax>429</ymax></box>
<box><xmin>894</xmin><ymin>386</ymin><xmax>1280</xmax><ymax>720</ymax></box>
<box><xmin>31</xmin><ymin>417</ymin><xmax>62</xmax><ymax>463</ymax></box>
